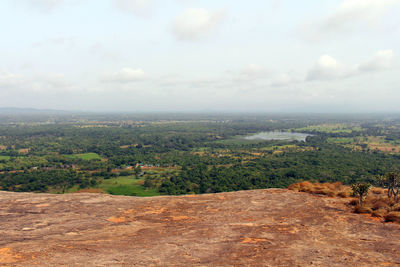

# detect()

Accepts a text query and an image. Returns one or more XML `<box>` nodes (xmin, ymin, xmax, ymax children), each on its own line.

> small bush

<box><xmin>351</xmin><ymin>183</ymin><xmax>371</xmax><ymax>205</ymax></box>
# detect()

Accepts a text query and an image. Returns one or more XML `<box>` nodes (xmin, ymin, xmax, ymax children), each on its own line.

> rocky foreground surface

<box><xmin>1</xmin><ymin>189</ymin><xmax>400</xmax><ymax>266</ymax></box>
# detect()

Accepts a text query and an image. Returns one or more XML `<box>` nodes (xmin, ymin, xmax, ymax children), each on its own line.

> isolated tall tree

<box><xmin>351</xmin><ymin>183</ymin><xmax>371</xmax><ymax>205</ymax></box>
<box><xmin>377</xmin><ymin>172</ymin><xmax>400</xmax><ymax>202</ymax></box>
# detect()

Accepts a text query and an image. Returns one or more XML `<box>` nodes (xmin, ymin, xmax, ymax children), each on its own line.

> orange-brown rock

<box><xmin>1</xmin><ymin>189</ymin><xmax>400</xmax><ymax>266</ymax></box>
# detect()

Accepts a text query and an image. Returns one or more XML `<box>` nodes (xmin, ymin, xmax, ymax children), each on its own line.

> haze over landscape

<box><xmin>1</xmin><ymin>0</ymin><xmax>399</xmax><ymax>112</ymax></box>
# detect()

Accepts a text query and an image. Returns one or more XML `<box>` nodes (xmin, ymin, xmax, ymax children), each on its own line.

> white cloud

<box><xmin>270</xmin><ymin>73</ymin><xmax>296</xmax><ymax>87</ymax></box>
<box><xmin>172</xmin><ymin>8</ymin><xmax>224</xmax><ymax>40</ymax></box>
<box><xmin>303</xmin><ymin>0</ymin><xmax>399</xmax><ymax>39</ymax></box>
<box><xmin>307</xmin><ymin>50</ymin><xmax>396</xmax><ymax>81</ymax></box>
<box><xmin>325</xmin><ymin>0</ymin><xmax>398</xmax><ymax>30</ymax></box>
<box><xmin>307</xmin><ymin>55</ymin><xmax>356</xmax><ymax>81</ymax></box>
<box><xmin>0</xmin><ymin>71</ymin><xmax>21</xmax><ymax>88</ymax></box>
<box><xmin>102</xmin><ymin>68</ymin><xmax>146</xmax><ymax>83</ymax></box>
<box><xmin>359</xmin><ymin>50</ymin><xmax>395</xmax><ymax>72</ymax></box>
<box><xmin>113</xmin><ymin>0</ymin><xmax>153</xmax><ymax>16</ymax></box>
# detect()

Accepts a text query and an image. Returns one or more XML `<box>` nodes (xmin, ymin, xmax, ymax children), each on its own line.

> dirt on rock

<box><xmin>1</xmin><ymin>189</ymin><xmax>400</xmax><ymax>266</ymax></box>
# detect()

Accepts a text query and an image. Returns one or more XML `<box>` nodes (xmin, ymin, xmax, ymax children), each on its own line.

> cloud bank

<box><xmin>307</xmin><ymin>55</ymin><xmax>355</xmax><ymax>81</ymax></box>
<box><xmin>302</xmin><ymin>0</ymin><xmax>399</xmax><ymax>40</ymax></box>
<box><xmin>172</xmin><ymin>8</ymin><xmax>224</xmax><ymax>40</ymax></box>
<box><xmin>359</xmin><ymin>50</ymin><xmax>395</xmax><ymax>72</ymax></box>
<box><xmin>102</xmin><ymin>68</ymin><xmax>147</xmax><ymax>83</ymax></box>
<box><xmin>307</xmin><ymin>50</ymin><xmax>395</xmax><ymax>81</ymax></box>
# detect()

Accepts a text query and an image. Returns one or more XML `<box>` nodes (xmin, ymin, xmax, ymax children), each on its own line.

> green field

<box><xmin>0</xmin><ymin>155</ymin><xmax>11</xmax><ymax>161</ymax></box>
<box><xmin>98</xmin><ymin>176</ymin><xmax>160</xmax><ymax>197</ymax></box>
<box><xmin>294</xmin><ymin>124</ymin><xmax>362</xmax><ymax>134</ymax></box>
<box><xmin>65</xmin><ymin>153</ymin><xmax>102</xmax><ymax>160</ymax></box>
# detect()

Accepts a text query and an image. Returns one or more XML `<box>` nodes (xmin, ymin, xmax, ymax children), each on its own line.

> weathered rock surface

<box><xmin>1</xmin><ymin>189</ymin><xmax>400</xmax><ymax>266</ymax></box>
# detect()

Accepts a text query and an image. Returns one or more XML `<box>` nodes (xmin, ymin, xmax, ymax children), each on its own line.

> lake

<box><xmin>243</xmin><ymin>132</ymin><xmax>310</xmax><ymax>142</ymax></box>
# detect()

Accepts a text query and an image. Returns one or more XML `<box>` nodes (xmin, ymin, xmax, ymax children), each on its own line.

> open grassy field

<box><xmin>64</xmin><ymin>153</ymin><xmax>102</xmax><ymax>160</ymax></box>
<box><xmin>98</xmin><ymin>176</ymin><xmax>160</xmax><ymax>197</ymax></box>
<box><xmin>294</xmin><ymin>124</ymin><xmax>362</xmax><ymax>134</ymax></box>
<box><xmin>0</xmin><ymin>155</ymin><xmax>11</xmax><ymax>161</ymax></box>
<box><xmin>327</xmin><ymin>136</ymin><xmax>400</xmax><ymax>154</ymax></box>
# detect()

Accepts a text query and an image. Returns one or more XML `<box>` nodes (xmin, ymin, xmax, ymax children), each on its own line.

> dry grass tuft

<box><xmin>351</xmin><ymin>193</ymin><xmax>400</xmax><ymax>222</ymax></box>
<box><xmin>354</xmin><ymin>205</ymin><xmax>373</xmax><ymax>214</ymax></box>
<box><xmin>288</xmin><ymin>181</ymin><xmax>400</xmax><ymax>225</ymax></box>
<box><xmin>321</xmin><ymin>189</ymin><xmax>336</xmax><ymax>197</ymax></box>
<box><xmin>337</xmin><ymin>191</ymin><xmax>349</xmax><ymax>198</ymax></box>
<box><xmin>370</xmin><ymin>199</ymin><xmax>391</xmax><ymax>211</ymax></box>
<box><xmin>298</xmin><ymin>181</ymin><xmax>314</xmax><ymax>192</ymax></box>
<box><xmin>372</xmin><ymin>209</ymin><xmax>388</xmax><ymax>218</ymax></box>
<box><xmin>326</xmin><ymin>182</ymin><xmax>343</xmax><ymax>191</ymax></box>
<box><xmin>385</xmin><ymin>212</ymin><xmax>400</xmax><ymax>223</ymax></box>
<box><xmin>288</xmin><ymin>181</ymin><xmax>351</xmax><ymax>198</ymax></box>
<box><xmin>391</xmin><ymin>203</ymin><xmax>400</xmax><ymax>212</ymax></box>
<box><xmin>287</xmin><ymin>183</ymin><xmax>300</xmax><ymax>191</ymax></box>
<box><xmin>371</xmin><ymin>187</ymin><xmax>385</xmax><ymax>195</ymax></box>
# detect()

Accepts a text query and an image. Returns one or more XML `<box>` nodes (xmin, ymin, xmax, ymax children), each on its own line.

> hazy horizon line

<box><xmin>1</xmin><ymin>106</ymin><xmax>400</xmax><ymax>115</ymax></box>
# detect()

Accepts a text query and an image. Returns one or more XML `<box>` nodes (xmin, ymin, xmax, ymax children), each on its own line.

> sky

<box><xmin>0</xmin><ymin>0</ymin><xmax>399</xmax><ymax>112</ymax></box>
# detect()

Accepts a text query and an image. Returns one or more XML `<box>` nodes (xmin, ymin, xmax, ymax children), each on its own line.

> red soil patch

<box><xmin>0</xmin><ymin>248</ymin><xmax>24</xmax><ymax>264</ymax></box>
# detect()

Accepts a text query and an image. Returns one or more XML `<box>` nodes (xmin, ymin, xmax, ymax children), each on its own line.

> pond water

<box><xmin>243</xmin><ymin>132</ymin><xmax>310</xmax><ymax>142</ymax></box>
